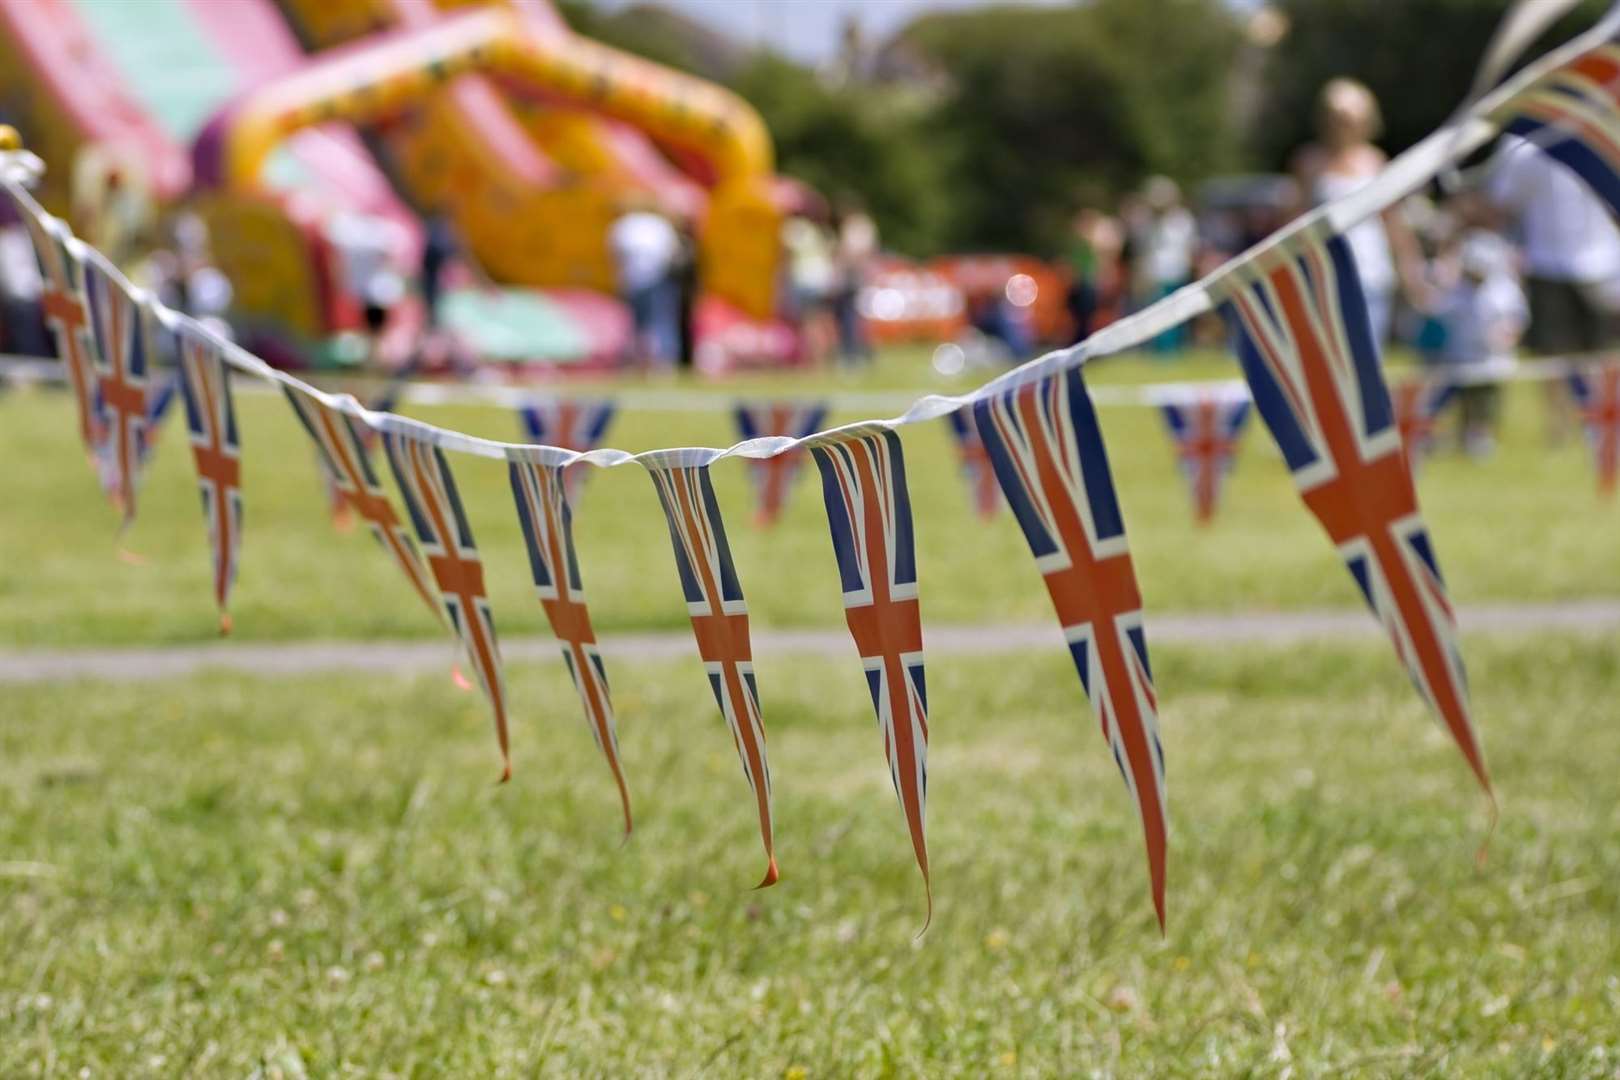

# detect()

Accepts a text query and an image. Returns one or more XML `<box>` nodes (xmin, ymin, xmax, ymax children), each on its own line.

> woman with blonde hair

<box><xmin>1291</xmin><ymin>78</ymin><xmax>1425</xmax><ymax>344</ymax></box>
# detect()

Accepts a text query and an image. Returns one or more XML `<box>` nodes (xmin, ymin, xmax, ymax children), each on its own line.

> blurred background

<box><xmin>1</xmin><ymin>0</ymin><xmax>1610</xmax><ymax>391</ymax></box>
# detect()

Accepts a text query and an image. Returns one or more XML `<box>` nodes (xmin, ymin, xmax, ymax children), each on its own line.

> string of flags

<box><xmin>5</xmin><ymin>5</ymin><xmax>1620</xmax><ymax>928</ymax></box>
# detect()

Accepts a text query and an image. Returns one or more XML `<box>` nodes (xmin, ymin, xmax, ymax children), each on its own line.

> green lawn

<box><xmin>0</xmin><ymin>350</ymin><xmax>1614</xmax><ymax>648</ymax></box>
<box><xmin>3</xmin><ymin>638</ymin><xmax>1617</xmax><ymax>1074</ymax></box>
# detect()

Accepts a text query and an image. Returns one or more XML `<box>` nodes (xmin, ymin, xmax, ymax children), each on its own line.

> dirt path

<box><xmin>2</xmin><ymin>600</ymin><xmax>1615</xmax><ymax>685</ymax></box>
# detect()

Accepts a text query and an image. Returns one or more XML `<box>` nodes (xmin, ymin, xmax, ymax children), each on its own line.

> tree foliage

<box><xmin>1257</xmin><ymin>0</ymin><xmax>1609</xmax><ymax>168</ymax></box>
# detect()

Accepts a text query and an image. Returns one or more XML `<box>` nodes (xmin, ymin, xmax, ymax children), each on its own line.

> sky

<box><xmin>590</xmin><ymin>0</ymin><xmax>1071</xmax><ymax>65</ymax></box>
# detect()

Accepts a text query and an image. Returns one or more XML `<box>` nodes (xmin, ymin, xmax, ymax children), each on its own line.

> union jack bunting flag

<box><xmin>808</xmin><ymin>428</ymin><xmax>931</xmax><ymax>913</ymax></box>
<box><xmin>284</xmin><ymin>386</ymin><xmax>441</xmax><ymax>624</ymax></box>
<box><xmin>1567</xmin><ymin>361</ymin><xmax>1620</xmax><ymax>495</ymax></box>
<box><xmin>11</xmin><ymin>192</ymin><xmax>101</xmax><ymax>453</ymax></box>
<box><xmin>1494</xmin><ymin>35</ymin><xmax>1620</xmax><ymax>217</ymax></box>
<box><xmin>733</xmin><ymin>400</ymin><xmax>827</xmax><ymax>526</ymax></box>
<box><xmin>91</xmin><ymin>371</ymin><xmax>176</xmax><ymax>500</ymax></box>
<box><xmin>1158</xmin><ymin>391</ymin><xmax>1252</xmax><ymax>524</ymax></box>
<box><xmin>177</xmin><ymin>329</ymin><xmax>242</xmax><ymax>632</ymax></box>
<box><xmin>646</xmin><ymin>458</ymin><xmax>777</xmax><ymax>887</ymax></box>
<box><xmin>944</xmin><ymin>406</ymin><xmax>1000</xmax><ymax>520</ymax></box>
<box><xmin>83</xmin><ymin>258</ymin><xmax>153</xmax><ymax>525</ymax></box>
<box><xmin>320</xmin><ymin>384</ymin><xmax>399</xmax><ymax>530</ymax></box>
<box><xmin>508</xmin><ymin>450</ymin><xmax>633</xmax><ymax>835</ymax></box>
<box><xmin>973</xmin><ymin>368</ymin><xmax>1167</xmax><ymax>929</ymax></box>
<box><xmin>518</xmin><ymin>397</ymin><xmax>616</xmax><ymax>501</ymax></box>
<box><xmin>1214</xmin><ymin>222</ymin><xmax>1491</xmax><ymax>798</ymax></box>
<box><xmin>386</xmin><ymin>429</ymin><xmax>512</xmax><ymax>780</ymax></box>
<box><xmin>1392</xmin><ymin>376</ymin><xmax>1458</xmax><ymax>468</ymax></box>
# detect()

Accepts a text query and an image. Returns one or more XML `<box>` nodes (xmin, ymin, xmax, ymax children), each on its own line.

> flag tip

<box><xmin>218</xmin><ymin>612</ymin><xmax>233</xmax><ymax>637</ymax></box>
<box><xmin>754</xmin><ymin>856</ymin><xmax>780</xmax><ymax>890</ymax></box>
<box><xmin>451</xmin><ymin>665</ymin><xmax>472</xmax><ymax>692</ymax></box>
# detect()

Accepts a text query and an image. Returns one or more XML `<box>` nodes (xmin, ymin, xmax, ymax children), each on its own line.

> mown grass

<box><xmin>1</xmin><ymin>349</ymin><xmax>1615</xmax><ymax>648</ymax></box>
<box><xmin>3</xmin><ymin>636</ymin><xmax>1617</xmax><ymax>1075</ymax></box>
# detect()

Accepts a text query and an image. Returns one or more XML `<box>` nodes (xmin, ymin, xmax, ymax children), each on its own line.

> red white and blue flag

<box><xmin>177</xmin><ymin>329</ymin><xmax>242</xmax><ymax>633</ymax></box>
<box><xmin>647</xmin><ymin>457</ymin><xmax>777</xmax><ymax>886</ymax></box>
<box><xmin>809</xmin><ymin>428</ymin><xmax>931</xmax><ymax>916</ymax></box>
<box><xmin>945</xmin><ymin>406</ymin><xmax>1000</xmax><ymax>520</ymax></box>
<box><xmin>1495</xmin><ymin>36</ymin><xmax>1620</xmax><ymax>219</ymax></box>
<box><xmin>386</xmin><ymin>429</ymin><xmax>512</xmax><ymax>780</ymax></box>
<box><xmin>320</xmin><ymin>384</ymin><xmax>399</xmax><ymax>530</ymax></box>
<box><xmin>974</xmin><ymin>368</ymin><xmax>1168</xmax><ymax>929</ymax></box>
<box><xmin>1567</xmin><ymin>360</ymin><xmax>1620</xmax><ymax>495</ymax></box>
<box><xmin>1392</xmin><ymin>375</ymin><xmax>1457</xmax><ymax>468</ymax></box>
<box><xmin>1215</xmin><ymin>223</ymin><xmax>1491</xmax><ymax>797</ymax></box>
<box><xmin>12</xmin><ymin>193</ymin><xmax>102</xmax><ymax>454</ymax></box>
<box><xmin>1158</xmin><ymin>390</ymin><xmax>1251</xmax><ymax>524</ymax></box>
<box><xmin>518</xmin><ymin>397</ymin><xmax>616</xmax><ymax>501</ymax></box>
<box><xmin>508</xmin><ymin>450</ymin><xmax>633</xmax><ymax>835</ymax></box>
<box><xmin>83</xmin><ymin>259</ymin><xmax>153</xmax><ymax>526</ymax></box>
<box><xmin>733</xmin><ymin>400</ymin><xmax>827</xmax><ymax>526</ymax></box>
<box><xmin>284</xmin><ymin>387</ymin><xmax>441</xmax><ymax>624</ymax></box>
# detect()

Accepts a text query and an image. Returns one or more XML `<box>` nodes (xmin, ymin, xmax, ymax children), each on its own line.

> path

<box><xmin>2</xmin><ymin>600</ymin><xmax>1616</xmax><ymax>685</ymax></box>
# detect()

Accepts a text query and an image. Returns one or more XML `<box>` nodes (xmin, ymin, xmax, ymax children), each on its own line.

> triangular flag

<box><xmin>732</xmin><ymin>400</ymin><xmax>827</xmax><ymax>526</ymax></box>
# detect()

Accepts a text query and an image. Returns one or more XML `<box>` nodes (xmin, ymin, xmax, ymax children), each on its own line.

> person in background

<box><xmin>1483</xmin><ymin>133</ymin><xmax>1620</xmax><ymax>440</ymax></box>
<box><xmin>419</xmin><ymin>208</ymin><xmax>458</xmax><ymax>331</ymax></box>
<box><xmin>0</xmin><ymin>201</ymin><xmax>48</xmax><ymax>356</ymax></box>
<box><xmin>1425</xmin><ymin>227</ymin><xmax>1527</xmax><ymax>457</ymax></box>
<box><xmin>782</xmin><ymin>214</ymin><xmax>837</xmax><ymax>363</ymax></box>
<box><xmin>673</xmin><ymin>217</ymin><xmax>700</xmax><ymax>371</ymax></box>
<box><xmin>1137</xmin><ymin>176</ymin><xmax>1198</xmax><ymax>354</ymax></box>
<box><xmin>1063</xmin><ymin>207</ymin><xmax>1122</xmax><ymax>344</ymax></box>
<box><xmin>1291</xmin><ymin>78</ymin><xmax>1425</xmax><ymax>345</ymax></box>
<box><xmin>609</xmin><ymin>201</ymin><xmax>681</xmax><ymax>369</ymax></box>
<box><xmin>832</xmin><ymin>200</ymin><xmax>878</xmax><ymax>366</ymax></box>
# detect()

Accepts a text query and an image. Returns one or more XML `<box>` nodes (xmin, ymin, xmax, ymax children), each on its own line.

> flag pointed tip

<box><xmin>497</xmin><ymin>761</ymin><xmax>511</xmax><ymax>785</ymax></box>
<box><xmin>451</xmin><ymin>665</ymin><xmax>472</xmax><ymax>692</ymax></box>
<box><xmin>218</xmin><ymin>612</ymin><xmax>233</xmax><ymax>637</ymax></box>
<box><xmin>913</xmin><ymin>879</ymin><xmax>934</xmax><ymax>940</ymax></box>
<box><xmin>754</xmin><ymin>856</ymin><xmax>780</xmax><ymax>890</ymax></box>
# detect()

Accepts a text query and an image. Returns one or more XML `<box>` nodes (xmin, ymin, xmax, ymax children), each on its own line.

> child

<box><xmin>1427</xmin><ymin>229</ymin><xmax>1527</xmax><ymax>457</ymax></box>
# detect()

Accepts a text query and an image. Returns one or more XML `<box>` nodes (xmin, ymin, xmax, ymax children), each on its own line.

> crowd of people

<box><xmin>1056</xmin><ymin>76</ymin><xmax>1620</xmax><ymax>458</ymax></box>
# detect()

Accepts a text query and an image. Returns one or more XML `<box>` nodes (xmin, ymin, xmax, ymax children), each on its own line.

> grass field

<box><xmin>4</xmin><ymin>348</ymin><xmax>1619</xmax><ymax>1075</ymax></box>
<box><xmin>4</xmin><ymin>639</ymin><xmax>1617</xmax><ymax>1075</ymax></box>
<box><xmin>0</xmin><ymin>350</ymin><xmax>1615</xmax><ymax>648</ymax></box>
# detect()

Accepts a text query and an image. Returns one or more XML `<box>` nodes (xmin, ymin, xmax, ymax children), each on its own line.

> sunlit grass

<box><xmin>2</xmin><ymin>637</ymin><xmax>1616</xmax><ymax>1074</ymax></box>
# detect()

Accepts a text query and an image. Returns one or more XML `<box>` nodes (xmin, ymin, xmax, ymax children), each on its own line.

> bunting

<box><xmin>320</xmin><ymin>385</ymin><xmax>399</xmax><ymax>530</ymax></box>
<box><xmin>283</xmin><ymin>386</ymin><xmax>440</xmax><ymax>623</ymax></box>
<box><xmin>945</xmin><ymin>406</ymin><xmax>1000</xmax><ymax>520</ymax></box>
<box><xmin>83</xmin><ymin>259</ymin><xmax>153</xmax><ymax>526</ymax></box>
<box><xmin>518</xmin><ymin>398</ymin><xmax>616</xmax><ymax>501</ymax></box>
<box><xmin>176</xmin><ymin>328</ymin><xmax>242</xmax><ymax>632</ymax></box>
<box><xmin>1159</xmin><ymin>391</ymin><xmax>1252</xmax><ymax>524</ymax></box>
<box><xmin>646</xmin><ymin>457</ymin><xmax>777</xmax><ymax>886</ymax></box>
<box><xmin>1393</xmin><ymin>375</ymin><xmax>1458</xmax><ymax>467</ymax></box>
<box><xmin>1567</xmin><ymin>361</ymin><xmax>1620</xmax><ymax>494</ymax></box>
<box><xmin>385</xmin><ymin>428</ymin><xmax>512</xmax><ymax>779</ymax></box>
<box><xmin>12</xmin><ymin>191</ymin><xmax>101</xmax><ymax>453</ymax></box>
<box><xmin>508</xmin><ymin>449</ymin><xmax>632</xmax><ymax>834</ymax></box>
<box><xmin>1494</xmin><ymin>33</ymin><xmax>1620</xmax><ymax>217</ymax></box>
<box><xmin>733</xmin><ymin>400</ymin><xmax>827</xmax><ymax>526</ymax></box>
<box><xmin>974</xmin><ymin>368</ymin><xmax>1167</xmax><ymax>929</ymax></box>
<box><xmin>808</xmin><ymin>428</ymin><xmax>931</xmax><ymax>916</ymax></box>
<box><xmin>1214</xmin><ymin>222</ymin><xmax>1491</xmax><ymax>796</ymax></box>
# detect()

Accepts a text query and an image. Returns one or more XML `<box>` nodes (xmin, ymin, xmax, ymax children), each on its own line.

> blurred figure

<box><xmin>327</xmin><ymin>211</ymin><xmax>409</xmax><ymax>368</ymax></box>
<box><xmin>0</xmin><ymin>200</ymin><xmax>47</xmax><ymax>356</ymax></box>
<box><xmin>1063</xmin><ymin>207</ymin><xmax>1122</xmax><ymax>343</ymax></box>
<box><xmin>673</xmin><ymin>217</ymin><xmax>700</xmax><ymax>371</ymax></box>
<box><xmin>419</xmin><ymin>207</ymin><xmax>458</xmax><ymax>331</ymax></box>
<box><xmin>833</xmin><ymin>201</ymin><xmax>878</xmax><ymax>366</ymax></box>
<box><xmin>782</xmin><ymin>214</ymin><xmax>837</xmax><ymax>362</ymax></box>
<box><xmin>1291</xmin><ymin>78</ymin><xmax>1424</xmax><ymax>345</ymax></box>
<box><xmin>1484</xmin><ymin>133</ymin><xmax>1620</xmax><ymax>438</ymax></box>
<box><xmin>1136</xmin><ymin>176</ymin><xmax>1197</xmax><ymax>354</ymax></box>
<box><xmin>1426</xmin><ymin>228</ymin><xmax>1527</xmax><ymax>457</ymax></box>
<box><xmin>609</xmin><ymin>202</ymin><xmax>681</xmax><ymax>369</ymax></box>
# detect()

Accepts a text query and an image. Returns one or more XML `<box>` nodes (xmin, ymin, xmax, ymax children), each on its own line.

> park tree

<box><xmin>1256</xmin><ymin>0</ymin><xmax>1610</xmax><ymax>167</ymax></box>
